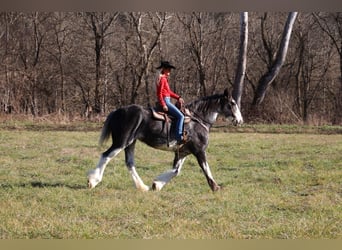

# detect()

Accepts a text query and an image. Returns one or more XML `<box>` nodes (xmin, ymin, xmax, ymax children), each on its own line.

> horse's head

<box><xmin>221</xmin><ymin>89</ymin><xmax>243</xmax><ymax>126</ymax></box>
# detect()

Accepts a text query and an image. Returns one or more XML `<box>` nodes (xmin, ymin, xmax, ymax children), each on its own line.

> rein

<box><xmin>178</xmin><ymin>100</ymin><xmax>211</xmax><ymax>132</ymax></box>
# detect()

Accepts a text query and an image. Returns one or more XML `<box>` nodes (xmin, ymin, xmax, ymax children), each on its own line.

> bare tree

<box><xmin>294</xmin><ymin>18</ymin><xmax>334</xmax><ymax>123</ymax></box>
<box><xmin>313</xmin><ymin>12</ymin><xmax>342</xmax><ymax>124</ymax></box>
<box><xmin>84</xmin><ymin>12</ymin><xmax>118</xmax><ymax>114</ymax></box>
<box><xmin>1</xmin><ymin>12</ymin><xmax>341</xmax><ymax>124</ymax></box>
<box><xmin>0</xmin><ymin>12</ymin><xmax>20</xmax><ymax>114</ymax></box>
<box><xmin>177</xmin><ymin>12</ymin><xmax>207</xmax><ymax>96</ymax></box>
<box><xmin>16</xmin><ymin>12</ymin><xmax>51</xmax><ymax>116</ymax></box>
<box><xmin>43</xmin><ymin>12</ymin><xmax>73</xmax><ymax>114</ymax></box>
<box><xmin>232</xmin><ymin>12</ymin><xmax>248</xmax><ymax>108</ymax></box>
<box><xmin>129</xmin><ymin>12</ymin><xmax>167</xmax><ymax>105</ymax></box>
<box><xmin>252</xmin><ymin>12</ymin><xmax>298</xmax><ymax>105</ymax></box>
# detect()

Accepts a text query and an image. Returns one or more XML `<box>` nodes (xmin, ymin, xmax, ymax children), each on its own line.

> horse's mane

<box><xmin>186</xmin><ymin>94</ymin><xmax>223</xmax><ymax>113</ymax></box>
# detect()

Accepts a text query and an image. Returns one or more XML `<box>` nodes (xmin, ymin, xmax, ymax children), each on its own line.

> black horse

<box><xmin>87</xmin><ymin>89</ymin><xmax>243</xmax><ymax>192</ymax></box>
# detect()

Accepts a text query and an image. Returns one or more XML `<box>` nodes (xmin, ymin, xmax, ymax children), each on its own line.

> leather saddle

<box><xmin>151</xmin><ymin>107</ymin><xmax>191</xmax><ymax>123</ymax></box>
<box><xmin>150</xmin><ymin>102</ymin><xmax>191</xmax><ymax>147</ymax></box>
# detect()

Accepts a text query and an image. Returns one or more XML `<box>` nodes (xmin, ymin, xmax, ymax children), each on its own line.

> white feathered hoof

<box><xmin>135</xmin><ymin>183</ymin><xmax>150</xmax><ymax>192</ymax></box>
<box><xmin>151</xmin><ymin>181</ymin><xmax>163</xmax><ymax>191</ymax></box>
<box><xmin>142</xmin><ymin>185</ymin><xmax>150</xmax><ymax>192</ymax></box>
<box><xmin>87</xmin><ymin>178</ymin><xmax>99</xmax><ymax>189</ymax></box>
<box><xmin>87</xmin><ymin>170</ymin><xmax>101</xmax><ymax>189</ymax></box>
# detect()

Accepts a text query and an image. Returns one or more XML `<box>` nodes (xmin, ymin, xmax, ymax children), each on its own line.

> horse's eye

<box><xmin>230</xmin><ymin>100</ymin><xmax>236</xmax><ymax>106</ymax></box>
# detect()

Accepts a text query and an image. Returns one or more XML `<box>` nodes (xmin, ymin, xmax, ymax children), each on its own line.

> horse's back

<box><xmin>100</xmin><ymin>104</ymin><xmax>146</xmax><ymax>145</ymax></box>
<box><xmin>108</xmin><ymin>104</ymin><xmax>146</xmax><ymax>126</ymax></box>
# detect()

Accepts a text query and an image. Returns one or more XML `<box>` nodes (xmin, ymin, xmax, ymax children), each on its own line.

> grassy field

<box><xmin>0</xmin><ymin>123</ymin><xmax>341</xmax><ymax>239</ymax></box>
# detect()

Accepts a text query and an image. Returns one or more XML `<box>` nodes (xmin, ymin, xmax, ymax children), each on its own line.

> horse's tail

<box><xmin>99</xmin><ymin>111</ymin><xmax>114</xmax><ymax>146</ymax></box>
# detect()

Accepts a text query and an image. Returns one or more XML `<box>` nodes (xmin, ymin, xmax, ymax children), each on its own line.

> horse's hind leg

<box><xmin>88</xmin><ymin>144</ymin><xmax>123</xmax><ymax>189</ymax></box>
<box><xmin>125</xmin><ymin>141</ymin><xmax>149</xmax><ymax>191</ymax></box>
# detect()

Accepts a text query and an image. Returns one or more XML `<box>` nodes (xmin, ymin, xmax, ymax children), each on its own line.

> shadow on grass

<box><xmin>0</xmin><ymin>181</ymin><xmax>86</xmax><ymax>190</ymax></box>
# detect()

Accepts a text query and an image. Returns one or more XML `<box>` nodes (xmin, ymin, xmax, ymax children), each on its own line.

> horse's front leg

<box><xmin>195</xmin><ymin>151</ymin><xmax>221</xmax><ymax>192</ymax></box>
<box><xmin>152</xmin><ymin>153</ymin><xmax>187</xmax><ymax>191</ymax></box>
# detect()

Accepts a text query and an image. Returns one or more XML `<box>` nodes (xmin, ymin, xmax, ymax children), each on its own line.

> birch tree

<box><xmin>232</xmin><ymin>12</ymin><xmax>248</xmax><ymax>108</ymax></box>
<box><xmin>252</xmin><ymin>12</ymin><xmax>298</xmax><ymax>105</ymax></box>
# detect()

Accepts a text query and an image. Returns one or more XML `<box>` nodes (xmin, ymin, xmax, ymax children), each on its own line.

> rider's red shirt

<box><xmin>156</xmin><ymin>74</ymin><xmax>180</xmax><ymax>107</ymax></box>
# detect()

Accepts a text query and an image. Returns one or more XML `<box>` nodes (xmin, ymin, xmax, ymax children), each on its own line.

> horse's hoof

<box><xmin>212</xmin><ymin>185</ymin><xmax>221</xmax><ymax>192</ymax></box>
<box><xmin>87</xmin><ymin>178</ymin><xmax>99</xmax><ymax>189</ymax></box>
<box><xmin>138</xmin><ymin>184</ymin><xmax>150</xmax><ymax>192</ymax></box>
<box><xmin>151</xmin><ymin>181</ymin><xmax>162</xmax><ymax>191</ymax></box>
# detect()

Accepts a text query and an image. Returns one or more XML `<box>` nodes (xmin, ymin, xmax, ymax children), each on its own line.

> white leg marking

<box><xmin>153</xmin><ymin>157</ymin><xmax>186</xmax><ymax>191</ymax></box>
<box><xmin>152</xmin><ymin>170</ymin><xmax>177</xmax><ymax>191</ymax></box>
<box><xmin>87</xmin><ymin>148</ymin><xmax>123</xmax><ymax>189</ymax></box>
<box><xmin>232</xmin><ymin>105</ymin><xmax>243</xmax><ymax>125</ymax></box>
<box><xmin>202</xmin><ymin>161</ymin><xmax>214</xmax><ymax>180</ymax></box>
<box><xmin>202</xmin><ymin>161</ymin><xmax>220</xmax><ymax>191</ymax></box>
<box><xmin>130</xmin><ymin>167</ymin><xmax>149</xmax><ymax>191</ymax></box>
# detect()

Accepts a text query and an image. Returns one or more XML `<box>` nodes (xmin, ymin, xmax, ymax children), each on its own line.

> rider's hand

<box><xmin>163</xmin><ymin>105</ymin><xmax>168</xmax><ymax>112</ymax></box>
<box><xmin>178</xmin><ymin>97</ymin><xmax>185</xmax><ymax>105</ymax></box>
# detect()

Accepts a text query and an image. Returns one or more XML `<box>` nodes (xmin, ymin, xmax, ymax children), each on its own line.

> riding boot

<box><xmin>177</xmin><ymin>130</ymin><xmax>188</xmax><ymax>145</ymax></box>
<box><xmin>182</xmin><ymin>130</ymin><xmax>188</xmax><ymax>142</ymax></box>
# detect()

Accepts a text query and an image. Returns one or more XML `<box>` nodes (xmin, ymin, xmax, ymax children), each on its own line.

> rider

<box><xmin>156</xmin><ymin>60</ymin><xmax>186</xmax><ymax>144</ymax></box>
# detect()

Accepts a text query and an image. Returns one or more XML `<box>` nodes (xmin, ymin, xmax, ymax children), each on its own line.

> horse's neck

<box><xmin>196</xmin><ymin>109</ymin><xmax>218</xmax><ymax>125</ymax></box>
<box><xmin>188</xmin><ymin>99</ymin><xmax>220</xmax><ymax>126</ymax></box>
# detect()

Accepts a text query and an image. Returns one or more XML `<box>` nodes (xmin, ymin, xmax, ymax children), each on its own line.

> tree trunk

<box><xmin>252</xmin><ymin>12</ymin><xmax>298</xmax><ymax>105</ymax></box>
<box><xmin>94</xmin><ymin>33</ymin><xmax>102</xmax><ymax>114</ymax></box>
<box><xmin>177</xmin><ymin>12</ymin><xmax>207</xmax><ymax>96</ymax></box>
<box><xmin>313</xmin><ymin>13</ymin><xmax>342</xmax><ymax>124</ymax></box>
<box><xmin>88</xmin><ymin>12</ymin><xmax>117</xmax><ymax>114</ymax></box>
<box><xmin>232</xmin><ymin>12</ymin><xmax>248</xmax><ymax>108</ymax></box>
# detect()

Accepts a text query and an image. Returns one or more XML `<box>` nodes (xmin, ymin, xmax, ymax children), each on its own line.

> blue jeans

<box><xmin>164</xmin><ymin>97</ymin><xmax>184</xmax><ymax>140</ymax></box>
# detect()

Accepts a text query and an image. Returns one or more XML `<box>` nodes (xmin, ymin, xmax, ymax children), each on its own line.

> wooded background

<box><xmin>0</xmin><ymin>12</ymin><xmax>341</xmax><ymax>124</ymax></box>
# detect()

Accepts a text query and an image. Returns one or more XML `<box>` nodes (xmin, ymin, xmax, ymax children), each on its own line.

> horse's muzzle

<box><xmin>231</xmin><ymin>113</ymin><xmax>243</xmax><ymax>126</ymax></box>
<box><xmin>232</xmin><ymin>117</ymin><xmax>243</xmax><ymax>126</ymax></box>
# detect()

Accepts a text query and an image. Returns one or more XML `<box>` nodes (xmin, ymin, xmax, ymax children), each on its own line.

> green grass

<box><xmin>0</xmin><ymin>127</ymin><xmax>341</xmax><ymax>239</ymax></box>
